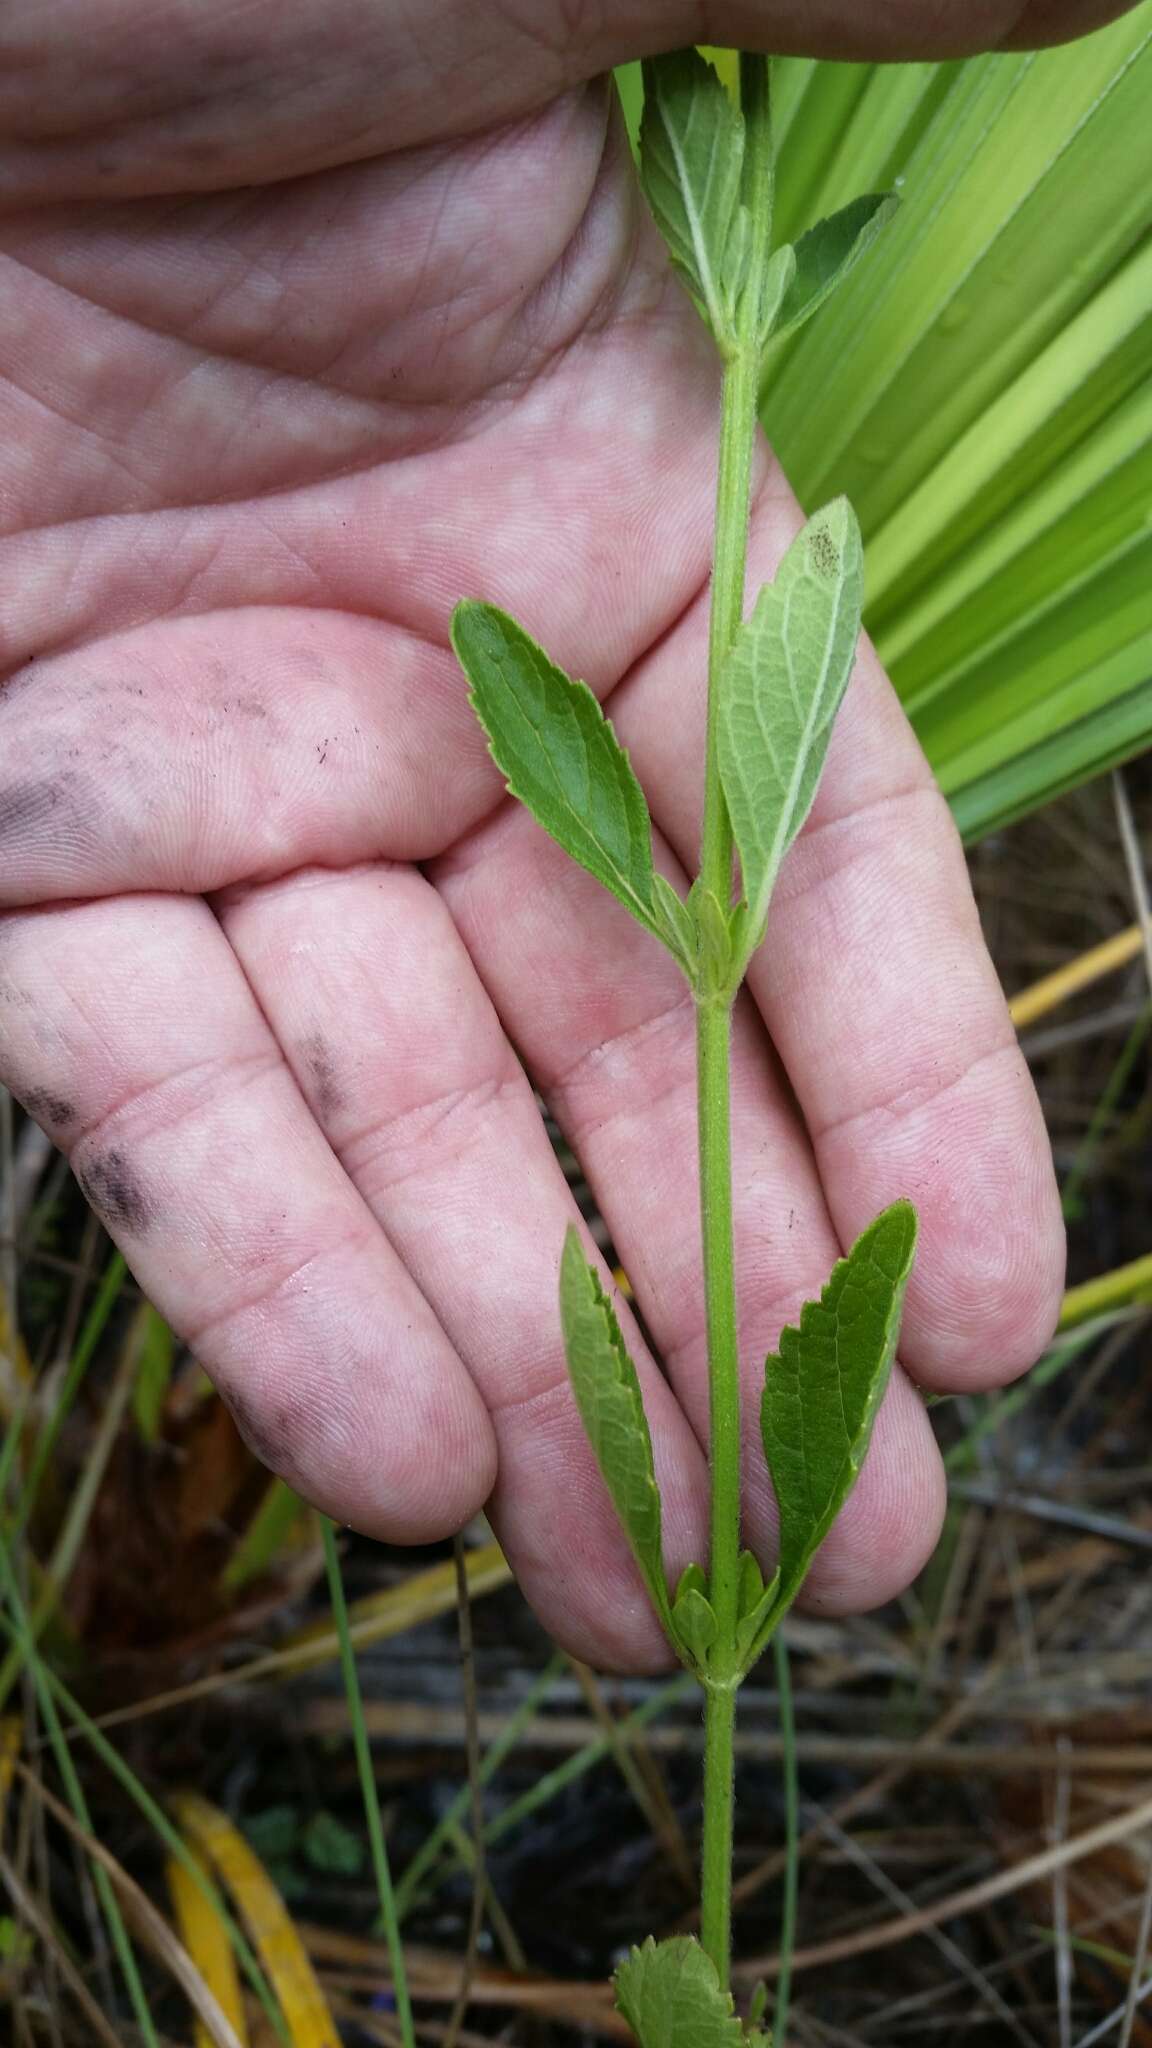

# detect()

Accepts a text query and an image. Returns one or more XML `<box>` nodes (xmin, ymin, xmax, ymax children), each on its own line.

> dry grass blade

<box><xmin>168</xmin><ymin>1849</ymin><xmax>250</xmax><ymax>2048</ymax></box>
<box><xmin>173</xmin><ymin>1790</ymin><xmax>340</xmax><ymax>2048</ymax></box>
<box><xmin>1008</xmin><ymin>923</ymin><xmax>1144</xmax><ymax>1030</ymax></box>
<box><xmin>90</xmin><ymin>1541</ymin><xmax>511</xmax><ymax>1734</ymax></box>
<box><xmin>810</xmin><ymin>1803</ymin><xmax>1043</xmax><ymax>2048</ymax></box>
<box><xmin>0</xmin><ymin>1847</ymin><xmax>124</xmax><ymax>2048</ymax></box>
<box><xmin>738</xmin><ymin>1781</ymin><xmax>1152</xmax><ymax>1982</ymax></box>
<box><xmin>302</xmin><ymin>1925</ymin><xmax>628</xmax><ymax>2040</ymax></box>
<box><xmin>16</xmin><ymin>1763</ymin><xmax>246</xmax><ymax>2048</ymax></box>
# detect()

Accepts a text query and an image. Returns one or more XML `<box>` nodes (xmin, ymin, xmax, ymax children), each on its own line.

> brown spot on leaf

<box><xmin>809</xmin><ymin>523</ymin><xmax>839</xmax><ymax>578</ymax></box>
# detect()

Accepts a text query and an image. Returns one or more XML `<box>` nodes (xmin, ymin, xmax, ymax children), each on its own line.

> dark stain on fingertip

<box><xmin>23</xmin><ymin>1087</ymin><xmax>77</xmax><ymax>1131</ymax></box>
<box><xmin>220</xmin><ymin>1383</ymin><xmax>299</xmax><ymax>1481</ymax></box>
<box><xmin>74</xmin><ymin>1148</ymin><xmax>153</xmax><ymax>1234</ymax></box>
<box><xmin>301</xmin><ymin>1032</ymin><xmax>345</xmax><ymax>1121</ymax></box>
<box><xmin>0</xmin><ymin>780</ymin><xmax>67</xmax><ymax>843</ymax></box>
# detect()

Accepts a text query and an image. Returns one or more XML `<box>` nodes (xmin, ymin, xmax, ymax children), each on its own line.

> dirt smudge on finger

<box><xmin>74</xmin><ymin>1148</ymin><xmax>154</xmax><ymax>1234</ymax></box>
<box><xmin>23</xmin><ymin>1087</ymin><xmax>77</xmax><ymax>1131</ymax></box>
<box><xmin>301</xmin><ymin>1032</ymin><xmax>345</xmax><ymax>1121</ymax></box>
<box><xmin>219</xmin><ymin>1382</ymin><xmax>304</xmax><ymax>1483</ymax></box>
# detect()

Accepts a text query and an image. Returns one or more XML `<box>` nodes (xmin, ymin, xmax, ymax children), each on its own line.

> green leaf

<box><xmin>775</xmin><ymin>192</ymin><xmax>899</xmax><ymax>337</ymax></box>
<box><xmin>670</xmin><ymin>1585</ymin><xmax>717</xmax><ymax>1672</ymax></box>
<box><xmin>303</xmin><ymin>1811</ymin><xmax>364</xmax><ymax>1877</ymax></box>
<box><xmin>559</xmin><ymin>1230</ymin><xmax>673</xmax><ymax>1636</ymax></box>
<box><xmin>733</xmin><ymin>1550</ymin><xmax>781</xmax><ymax>1671</ymax></box>
<box><xmin>717</xmin><ymin>500</ymin><xmax>864</xmax><ymax>958</ymax></box>
<box><xmin>651</xmin><ymin>873</ymin><xmax>696</xmax><ymax>976</ymax></box>
<box><xmin>674</xmin><ymin>1562</ymin><xmax>709</xmax><ymax>1604</ymax></box>
<box><xmin>615</xmin><ymin>1936</ymin><xmax>769</xmax><ymax>2048</ymax></box>
<box><xmin>452</xmin><ymin>602</ymin><xmax>663</xmax><ymax>943</ymax></box>
<box><xmin>129</xmin><ymin>1303</ymin><xmax>174</xmax><ymax>1442</ymax></box>
<box><xmin>761</xmin><ymin>1200</ymin><xmax>917</xmax><ymax>1615</ymax></box>
<box><xmin>639</xmin><ymin>50</ymin><xmax>746</xmax><ymax>342</ymax></box>
<box><xmin>736</xmin><ymin>1549</ymin><xmax>764</xmax><ymax>1619</ymax></box>
<box><xmin>688</xmin><ymin>880</ymin><xmax>737</xmax><ymax>998</ymax></box>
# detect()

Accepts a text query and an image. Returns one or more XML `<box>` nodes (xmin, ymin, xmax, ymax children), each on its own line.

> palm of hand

<box><xmin>0</xmin><ymin>82</ymin><xmax>1062</xmax><ymax>1666</ymax></box>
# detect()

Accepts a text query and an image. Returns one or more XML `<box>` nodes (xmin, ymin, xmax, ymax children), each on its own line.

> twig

<box><xmin>737</xmin><ymin>1781</ymin><xmax>1152</xmax><ymax>1982</ymax></box>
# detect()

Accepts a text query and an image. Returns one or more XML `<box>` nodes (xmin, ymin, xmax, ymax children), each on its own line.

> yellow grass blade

<box><xmin>1008</xmin><ymin>922</ymin><xmax>1144</xmax><ymax>1031</ymax></box>
<box><xmin>168</xmin><ymin>1849</ymin><xmax>250</xmax><ymax>2048</ymax></box>
<box><xmin>172</xmin><ymin>1792</ymin><xmax>339</xmax><ymax>2048</ymax></box>
<box><xmin>282</xmin><ymin>1538</ymin><xmax>510</xmax><ymax>1660</ymax></box>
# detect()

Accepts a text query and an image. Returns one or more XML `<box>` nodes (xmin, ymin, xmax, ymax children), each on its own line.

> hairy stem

<box><xmin>695</xmin><ymin>55</ymin><xmax>776</xmax><ymax>1989</ymax></box>
<box><xmin>701</xmin><ymin>1679</ymin><xmax>738</xmax><ymax>1981</ymax></box>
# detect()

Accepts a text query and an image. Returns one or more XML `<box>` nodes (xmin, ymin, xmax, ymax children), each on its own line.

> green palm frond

<box><xmin>620</xmin><ymin>7</ymin><xmax>1152</xmax><ymax>837</ymax></box>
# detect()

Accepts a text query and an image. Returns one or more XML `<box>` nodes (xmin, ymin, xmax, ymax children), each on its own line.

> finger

<box><xmin>610</xmin><ymin>465</ymin><xmax>1065</xmax><ymax>1391</ymax></box>
<box><xmin>216</xmin><ymin>858</ymin><xmax>709</xmax><ymax>1671</ymax></box>
<box><xmin>434</xmin><ymin>806</ymin><xmax>946</xmax><ymax>1616</ymax></box>
<box><xmin>2</xmin><ymin>1</ymin><xmax>1129</xmax><ymax>201</ymax></box>
<box><xmin>0</xmin><ymin>894</ymin><xmax>497</xmax><ymax>1540</ymax></box>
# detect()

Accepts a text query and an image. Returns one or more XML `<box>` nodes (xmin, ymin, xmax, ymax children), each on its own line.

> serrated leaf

<box><xmin>640</xmin><ymin>49</ymin><xmax>746</xmax><ymax>342</ymax></box>
<box><xmin>718</xmin><ymin>499</ymin><xmax>864</xmax><ymax>960</ymax></box>
<box><xmin>452</xmin><ymin>602</ymin><xmax>663</xmax><ymax>943</ymax></box>
<box><xmin>775</xmin><ymin>191</ymin><xmax>899</xmax><ymax>337</ymax></box>
<box><xmin>761</xmin><ymin>1201</ymin><xmax>917</xmax><ymax>1616</ymax></box>
<box><xmin>615</xmin><ymin>1936</ymin><xmax>770</xmax><ymax>2048</ymax></box>
<box><xmin>670</xmin><ymin>1586</ymin><xmax>717</xmax><ymax>1670</ymax></box>
<box><xmin>559</xmin><ymin>1229</ymin><xmax>672</xmax><ymax>1636</ymax></box>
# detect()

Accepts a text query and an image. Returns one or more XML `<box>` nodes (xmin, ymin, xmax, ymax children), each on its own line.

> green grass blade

<box><xmin>320</xmin><ymin>1518</ymin><xmax>415</xmax><ymax>2048</ymax></box>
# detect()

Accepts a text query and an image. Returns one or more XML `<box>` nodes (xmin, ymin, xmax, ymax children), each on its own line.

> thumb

<box><xmin>1</xmin><ymin>0</ymin><xmax>1140</xmax><ymax>204</ymax></box>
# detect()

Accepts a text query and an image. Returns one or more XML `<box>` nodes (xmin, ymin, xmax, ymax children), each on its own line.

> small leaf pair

<box><xmin>452</xmin><ymin>495</ymin><xmax>864</xmax><ymax>1000</ymax></box>
<box><xmin>639</xmin><ymin>48</ymin><xmax>897</xmax><ymax>354</ymax></box>
<box><xmin>557</xmin><ymin>1204</ymin><xmax>917</xmax><ymax>1678</ymax></box>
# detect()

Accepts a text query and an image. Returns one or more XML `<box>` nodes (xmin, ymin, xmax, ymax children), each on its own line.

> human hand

<box><xmin>0</xmin><ymin>0</ymin><xmax>1087</xmax><ymax>1667</ymax></box>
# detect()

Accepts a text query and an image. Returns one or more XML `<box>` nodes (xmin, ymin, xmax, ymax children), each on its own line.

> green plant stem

<box><xmin>321</xmin><ymin>1519</ymin><xmax>416</xmax><ymax>2048</ymax></box>
<box><xmin>695</xmin><ymin>58</ymin><xmax>776</xmax><ymax>1993</ymax></box>
<box><xmin>700</xmin><ymin>1678</ymin><xmax>737</xmax><ymax>1984</ymax></box>
<box><xmin>699</xmin><ymin>342</ymin><xmax>760</xmax><ymax>903</ymax></box>
<box><xmin>772</xmin><ymin>1631</ymin><xmax>798</xmax><ymax>2045</ymax></box>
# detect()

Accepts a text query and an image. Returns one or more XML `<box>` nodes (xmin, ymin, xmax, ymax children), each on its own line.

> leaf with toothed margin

<box><xmin>774</xmin><ymin>191</ymin><xmax>899</xmax><ymax>338</ymax></box>
<box><xmin>717</xmin><ymin>498</ymin><xmax>864</xmax><ymax>966</ymax></box>
<box><xmin>639</xmin><ymin>49</ymin><xmax>748</xmax><ymax>345</ymax></box>
<box><xmin>615</xmin><ymin>1936</ymin><xmax>770</xmax><ymax>2048</ymax></box>
<box><xmin>559</xmin><ymin>1229</ymin><xmax>674</xmax><ymax>1640</ymax></box>
<box><xmin>452</xmin><ymin>602</ymin><xmax>678</xmax><ymax>958</ymax></box>
<box><xmin>760</xmin><ymin>1201</ymin><xmax>918</xmax><ymax>1624</ymax></box>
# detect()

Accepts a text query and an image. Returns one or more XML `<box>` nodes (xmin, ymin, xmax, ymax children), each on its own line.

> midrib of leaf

<box><xmin>752</xmin><ymin>581</ymin><xmax>841</xmax><ymax>927</ymax></box>
<box><xmin>660</xmin><ymin>103</ymin><xmax>730</xmax><ymax>333</ymax></box>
